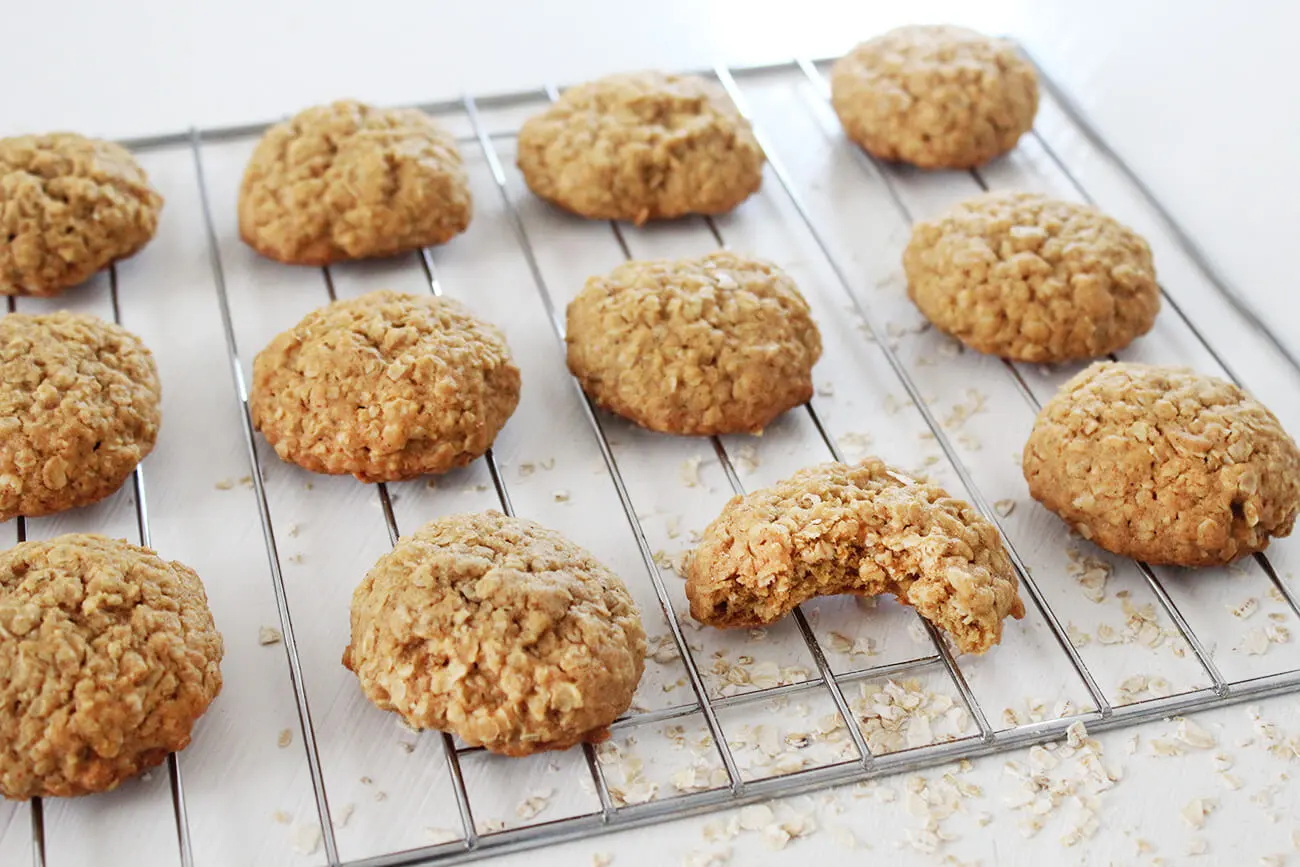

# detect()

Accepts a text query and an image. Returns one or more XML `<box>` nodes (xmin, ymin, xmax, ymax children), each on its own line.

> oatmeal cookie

<box><xmin>516</xmin><ymin>72</ymin><xmax>764</xmax><ymax>224</ymax></box>
<box><xmin>343</xmin><ymin>511</ymin><xmax>646</xmax><ymax>756</ymax></box>
<box><xmin>1024</xmin><ymin>362</ymin><xmax>1300</xmax><ymax>566</ymax></box>
<box><xmin>830</xmin><ymin>25</ymin><xmax>1038</xmax><ymax>169</ymax></box>
<box><xmin>566</xmin><ymin>251</ymin><xmax>821</xmax><ymax>435</ymax></box>
<box><xmin>1</xmin><ymin>133</ymin><xmax>163</xmax><ymax>296</ymax></box>
<box><xmin>686</xmin><ymin>460</ymin><xmax>1024</xmax><ymax>653</ymax></box>
<box><xmin>250</xmin><ymin>290</ymin><xmax>519</xmax><ymax>482</ymax></box>
<box><xmin>903</xmin><ymin>192</ymin><xmax>1159</xmax><ymax>362</ymax></box>
<box><xmin>0</xmin><ymin>534</ymin><xmax>223</xmax><ymax>799</ymax></box>
<box><xmin>1</xmin><ymin>312</ymin><xmax>161</xmax><ymax>520</ymax></box>
<box><xmin>238</xmin><ymin>101</ymin><xmax>472</xmax><ymax>265</ymax></box>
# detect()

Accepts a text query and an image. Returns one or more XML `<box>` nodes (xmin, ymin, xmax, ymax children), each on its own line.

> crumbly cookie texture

<box><xmin>830</xmin><ymin>25</ymin><xmax>1038</xmax><ymax>169</ymax></box>
<box><xmin>0</xmin><ymin>534</ymin><xmax>223</xmax><ymax>799</ymax></box>
<box><xmin>343</xmin><ymin>511</ymin><xmax>646</xmax><ymax>756</ymax></box>
<box><xmin>904</xmin><ymin>192</ymin><xmax>1159</xmax><ymax>362</ymax></box>
<box><xmin>251</xmin><ymin>290</ymin><xmax>520</xmax><ymax>483</ymax></box>
<box><xmin>686</xmin><ymin>460</ymin><xmax>1024</xmax><ymax>653</ymax></box>
<box><xmin>1024</xmin><ymin>362</ymin><xmax>1300</xmax><ymax>566</ymax></box>
<box><xmin>0</xmin><ymin>312</ymin><xmax>161</xmax><ymax>520</ymax></box>
<box><xmin>1</xmin><ymin>133</ymin><xmax>163</xmax><ymax>296</ymax></box>
<box><xmin>566</xmin><ymin>251</ymin><xmax>822</xmax><ymax>435</ymax></box>
<box><xmin>516</xmin><ymin>72</ymin><xmax>764</xmax><ymax>224</ymax></box>
<box><xmin>238</xmin><ymin>101</ymin><xmax>472</xmax><ymax>265</ymax></box>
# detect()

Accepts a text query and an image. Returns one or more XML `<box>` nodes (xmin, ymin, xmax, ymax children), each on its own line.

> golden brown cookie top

<box><xmin>343</xmin><ymin>511</ymin><xmax>646</xmax><ymax>756</ymax></box>
<box><xmin>904</xmin><ymin>192</ymin><xmax>1160</xmax><ymax>362</ymax></box>
<box><xmin>0</xmin><ymin>534</ymin><xmax>223</xmax><ymax>798</ymax></box>
<box><xmin>831</xmin><ymin>25</ymin><xmax>1038</xmax><ymax>169</ymax></box>
<box><xmin>1024</xmin><ymin>362</ymin><xmax>1300</xmax><ymax>566</ymax></box>
<box><xmin>238</xmin><ymin>101</ymin><xmax>472</xmax><ymax>265</ymax></box>
<box><xmin>686</xmin><ymin>459</ymin><xmax>1024</xmax><ymax>653</ymax></box>
<box><xmin>250</xmin><ymin>290</ymin><xmax>519</xmax><ymax>482</ymax></box>
<box><xmin>0</xmin><ymin>133</ymin><xmax>163</xmax><ymax>296</ymax></box>
<box><xmin>0</xmin><ymin>311</ymin><xmax>161</xmax><ymax>520</ymax></box>
<box><xmin>565</xmin><ymin>251</ymin><xmax>821</xmax><ymax>435</ymax></box>
<box><xmin>516</xmin><ymin>72</ymin><xmax>765</xmax><ymax>223</ymax></box>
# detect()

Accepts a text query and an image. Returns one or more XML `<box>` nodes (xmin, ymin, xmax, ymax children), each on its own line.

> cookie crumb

<box><xmin>272</xmin><ymin>810</ymin><xmax>290</xmax><ymax>825</ymax></box>
<box><xmin>423</xmin><ymin>827</ymin><xmax>459</xmax><ymax>844</ymax></box>
<box><xmin>994</xmin><ymin>499</ymin><xmax>1016</xmax><ymax>517</ymax></box>
<box><xmin>553</xmin><ymin>489</ymin><xmax>571</xmax><ymax>503</ymax></box>
<box><xmin>592</xmin><ymin>854</ymin><xmax>613</xmax><ymax>867</ymax></box>
<box><xmin>541</xmin><ymin>458</ymin><xmax>556</xmax><ymax>471</ymax></box>
<box><xmin>259</xmin><ymin>626</ymin><xmax>283</xmax><ymax>646</ymax></box>
<box><xmin>681</xmin><ymin>456</ymin><xmax>704</xmax><ymax>488</ymax></box>
<box><xmin>277</xmin><ymin>728</ymin><xmax>293</xmax><ymax>748</ymax></box>
<box><xmin>291</xmin><ymin>823</ymin><xmax>322</xmax><ymax>855</ymax></box>
<box><xmin>215</xmin><ymin>479</ymin><xmax>234</xmax><ymax>491</ymax></box>
<box><xmin>333</xmin><ymin>803</ymin><xmax>355</xmax><ymax>829</ymax></box>
<box><xmin>515</xmin><ymin>789</ymin><xmax>555</xmax><ymax>820</ymax></box>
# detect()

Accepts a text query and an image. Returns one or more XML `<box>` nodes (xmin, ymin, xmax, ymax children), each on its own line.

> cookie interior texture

<box><xmin>0</xmin><ymin>534</ymin><xmax>223</xmax><ymax>799</ymax></box>
<box><xmin>565</xmin><ymin>251</ymin><xmax>822</xmax><ymax>435</ymax></box>
<box><xmin>1</xmin><ymin>133</ymin><xmax>163</xmax><ymax>297</ymax></box>
<box><xmin>904</xmin><ymin>192</ymin><xmax>1160</xmax><ymax>362</ymax></box>
<box><xmin>0</xmin><ymin>311</ymin><xmax>161</xmax><ymax>520</ymax></box>
<box><xmin>1024</xmin><ymin>362</ymin><xmax>1300</xmax><ymax>566</ymax></box>
<box><xmin>343</xmin><ymin>511</ymin><xmax>646</xmax><ymax>756</ymax></box>
<box><xmin>238</xmin><ymin>100</ymin><xmax>472</xmax><ymax>265</ymax></box>
<box><xmin>250</xmin><ymin>290</ymin><xmax>520</xmax><ymax>482</ymax></box>
<box><xmin>830</xmin><ymin>24</ymin><xmax>1038</xmax><ymax>169</ymax></box>
<box><xmin>516</xmin><ymin>71</ymin><xmax>765</xmax><ymax>224</ymax></box>
<box><xmin>686</xmin><ymin>459</ymin><xmax>1025</xmax><ymax>654</ymax></box>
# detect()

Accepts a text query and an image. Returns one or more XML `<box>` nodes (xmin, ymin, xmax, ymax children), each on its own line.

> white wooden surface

<box><xmin>2</xmin><ymin>62</ymin><xmax>1300</xmax><ymax>867</ymax></box>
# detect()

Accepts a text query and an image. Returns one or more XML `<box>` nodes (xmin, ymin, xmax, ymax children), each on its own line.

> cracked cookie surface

<box><xmin>1</xmin><ymin>311</ymin><xmax>161</xmax><ymax>520</ymax></box>
<box><xmin>904</xmin><ymin>192</ymin><xmax>1159</xmax><ymax>362</ymax></box>
<box><xmin>831</xmin><ymin>25</ymin><xmax>1038</xmax><ymax>169</ymax></box>
<box><xmin>566</xmin><ymin>251</ymin><xmax>821</xmax><ymax>435</ymax></box>
<box><xmin>343</xmin><ymin>511</ymin><xmax>646</xmax><ymax>756</ymax></box>
<box><xmin>1024</xmin><ymin>362</ymin><xmax>1300</xmax><ymax>565</ymax></box>
<box><xmin>516</xmin><ymin>72</ymin><xmax>764</xmax><ymax>224</ymax></box>
<box><xmin>1</xmin><ymin>133</ymin><xmax>162</xmax><ymax>296</ymax></box>
<box><xmin>0</xmin><ymin>534</ymin><xmax>223</xmax><ymax>799</ymax></box>
<box><xmin>239</xmin><ymin>100</ymin><xmax>471</xmax><ymax>265</ymax></box>
<box><xmin>686</xmin><ymin>460</ymin><xmax>1024</xmax><ymax>653</ymax></box>
<box><xmin>250</xmin><ymin>290</ymin><xmax>520</xmax><ymax>482</ymax></box>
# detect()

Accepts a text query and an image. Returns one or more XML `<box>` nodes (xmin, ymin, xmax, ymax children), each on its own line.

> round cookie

<box><xmin>0</xmin><ymin>534</ymin><xmax>223</xmax><ymax>799</ymax></box>
<box><xmin>830</xmin><ymin>25</ymin><xmax>1038</xmax><ymax>169</ymax></box>
<box><xmin>343</xmin><ymin>511</ymin><xmax>646</xmax><ymax>756</ymax></box>
<box><xmin>1</xmin><ymin>311</ymin><xmax>161</xmax><ymax>520</ymax></box>
<box><xmin>239</xmin><ymin>101</ymin><xmax>472</xmax><ymax>265</ymax></box>
<box><xmin>250</xmin><ymin>290</ymin><xmax>520</xmax><ymax>482</ymax></box>
<box><xmin>1</xmin><ymin>133</ymin><xmax>163</xmax><ymax>296</ymax></box>
<box><xmin>686</xmin><ymin>459</ymin><xmax>1025</xmax><ymax>654</ymax></box>
<box><xmin>903</xmin><ymin>192</ymin><xmax>1160</xmax><ymax>362</ymax></box>
<box><xmin>1023</xmin><ymin>362</ymin><xmax>1300</xmax><ymax>566</ymax></box>
<box><xmin>516</xmin><ymin>72</ymin><xmax>765</xmax><ymax>224</ymax></box>
<box><xmin>565</xmin><ymin>251</ymin><xmax>822</xmax><ymax>436</ymax></box>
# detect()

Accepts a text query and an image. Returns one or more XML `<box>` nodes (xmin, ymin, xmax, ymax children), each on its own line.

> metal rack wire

<box><xmin>7</xmin><ymin>51</ymin><xmax>1300</xmax><ymax>867</ymax></box>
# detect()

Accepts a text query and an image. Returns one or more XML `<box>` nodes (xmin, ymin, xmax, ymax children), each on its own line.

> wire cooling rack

<box><xmin>3</xmin><ymin>52</ymin><xmax>1300</xmax><ymax>867</ymax></box>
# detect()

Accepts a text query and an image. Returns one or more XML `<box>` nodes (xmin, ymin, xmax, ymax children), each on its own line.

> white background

<box><xmin>3</xmin><ymin>1</ymin><xmax>1300</xmax><ymax>865</ymax></box>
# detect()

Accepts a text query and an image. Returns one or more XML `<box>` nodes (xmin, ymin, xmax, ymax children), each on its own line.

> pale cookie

<box><xmin>831</xmin><ymin>25</ymin><xmax>1038</xmax><ymax>169</ymax></box>
<box><xmin>239</xmin><ymin>101</ymin><xmax>472</xmax><ymax>265</ymax></box>
<box><xmin>904</xmin><ymin>192</ymin><xmax>1159</xmax><ymax>362</ymax></box>
<box><xmin>516</xmin><ymin>72</ymin><xmax>764</xmax><ymax>224</ymax></box>
<box><xmin>1</xmin><ymin>133</ymin><xmax>163</xmax><ymax>296</ymax></box>
<box><xmin>1024</xmin><ymin>362</ymin><xmax>1300</xmax><ymax>566</ymax></box>
<box><xmin>250</xmin><ymin>290</ymin><xmax>519</xmax><ymax>482</ymax></box>
<box><xmin>343</xmin><ymin>511</ymin><xmax>646</xmax><ymax>756</ymax></box>
<box><xmin>1</xmin><ymin>312</ymin><xmax>161</xmax><ymax>520</ymax></box>
<box><xmin>687</xmin><ymin>460</ymin><xmax>1024</xmax><ymax>653</ymax></box>
<box><xmin>566</xmin><ymin>251</ymin><xmax>822</xmax><ymax>435</ymax></box>
<box><xmin>0</xmin><ymin>534</ymin><xmax>223</xmax><ymax>799</ymax></box>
